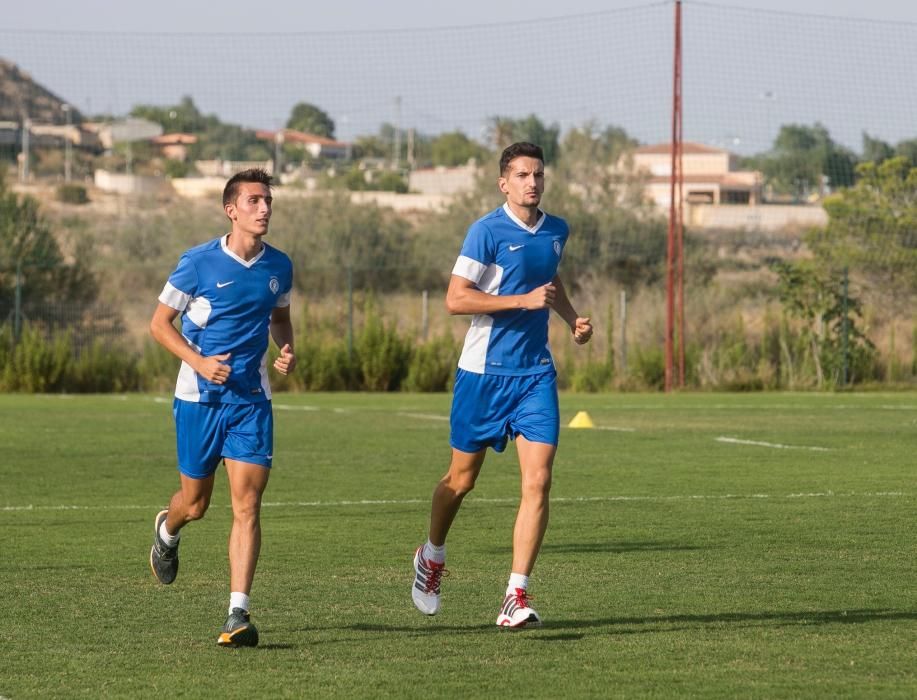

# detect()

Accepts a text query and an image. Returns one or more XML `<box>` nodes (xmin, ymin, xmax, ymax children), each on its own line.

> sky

<box><xmin>2</xmin><ymin>1</ymin><xmax>916</xmax><ymax>154</ymax></box>
<box><xmin>3</xmin><ymin>0</ymin><xmax>917</xmax><ymax>32</ymax></box>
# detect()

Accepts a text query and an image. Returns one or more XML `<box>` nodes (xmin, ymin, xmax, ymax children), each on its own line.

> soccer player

<box><xmin>148</xmin><ymin>168</ymin><xmax>295</xmax><ymax>648</ymax></box>
<box><xmin>412</xmin><ymin>142</ymin><xmax>593</xmax><ymax>628</ymax></box>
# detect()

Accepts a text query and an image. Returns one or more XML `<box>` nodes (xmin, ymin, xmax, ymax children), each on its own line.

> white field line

<box><xmin>716</xmin><ymin>436</ymin><xmax>832</xmax><ymax>452</ymax></box>
<box><xmin>2</xmin><ymin>491</ymin><xmax>909</xmax><ymax>513</ymax></box>
<box><xmin>593</xmin><ymin>426</ymin><xmax>637</xmax><ymax>432</ymax></box>
<box><xmin>396</xmin><ymin>411</ymin><xmax>449</xmax><ymax>422</ymax></box>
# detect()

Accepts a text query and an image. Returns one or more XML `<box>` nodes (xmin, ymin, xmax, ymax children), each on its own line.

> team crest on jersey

<box><xmin>269</xmin><ymin>276</ymin><xmax>280</xmax><ymax>294</ymax></box>
<box><xmin>553</xmin><ymin>240</ymin><xmax>563</xmax><ymax>257</ymax></box>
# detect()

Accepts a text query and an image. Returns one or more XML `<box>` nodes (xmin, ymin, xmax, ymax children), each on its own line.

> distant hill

<box><xmin>0</xmin><ymin>58</ymin><xmax>83</xmax><ymax>124</ymax></box>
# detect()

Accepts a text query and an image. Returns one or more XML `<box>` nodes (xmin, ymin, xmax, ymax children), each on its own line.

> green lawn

<box><xmin>2</xmin><ymin>392</ymin><xmax>915</xmax><ymax>698</ymax></box>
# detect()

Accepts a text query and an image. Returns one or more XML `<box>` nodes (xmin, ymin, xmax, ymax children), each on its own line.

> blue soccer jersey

<box><xmin>158</xmin><ymin>234</ymin><xmax>293</xmax><ymax>403</ymax></box>
<box><xmin>452</xmin><ymin>203</ymin><xmax>569</xmax><ymax>376</ymax></box>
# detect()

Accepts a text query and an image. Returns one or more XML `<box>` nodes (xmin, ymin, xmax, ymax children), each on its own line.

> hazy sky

<box><xmin>4</xmin><ymin>0</ymin><xmax>917</xmax><ymax>32</ymax></box>
<box><xmin>2</xmin><ymin>1</ymin><xmax>916</xmax><ymax>154</ymax></box>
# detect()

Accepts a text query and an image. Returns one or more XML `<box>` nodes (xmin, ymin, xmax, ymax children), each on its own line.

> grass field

<box><xmin>2</xmin><ymin>391</ymin><xmax>916</xmax><ymax>698</ymax></box>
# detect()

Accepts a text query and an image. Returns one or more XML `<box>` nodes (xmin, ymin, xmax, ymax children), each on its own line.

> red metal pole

<box><xmin>675</xmin><ymin>1</ymin><xmax>685</xmax><ymax>386</ymax></box>
<box><xmin>666</xmin><ymin>0</ymin><xmax>682</xmax><ymax>392</ymax></box>
<box><xmin>665</xmin><ymin>0</ymin><xmax>681</xmax><ymax>392</ymax></box>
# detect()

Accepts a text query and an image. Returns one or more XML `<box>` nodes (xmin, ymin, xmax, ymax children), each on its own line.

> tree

<box><xmin>0</xmin><ymin>177</ymin><xmax>96</xmax><ymax>311</ymax></box>
<box><xmin>486</xmin><ymin>114</ymin><xmax>560</xmax><ymax>164</ymax></box>
<box><xmin>286</xmin><ymin>102</ymin><xmax>335</xmax><ymax>138</ymax></box>
<box><xmin>894</xmin><ymin>138</ymin><xmax>917</xmax><ymax>167</ymax></box>
<box><xmin>772</xmin><ymin>260</ymin><xmax>875</xmax><ymax>386</ymax></box>
<box><xmin>131</xmin><ymin>96</ymin><xmax>206</xmax><ymax>133</ymax></box>
<box><xmin>752</xmin><ymin>123</ymin><xmax>857</xmax><ymax>198</ymax></box>
<box><xmin>807</xmin><ymin>157</ymin><xmax>917</xmax><ymax>294</ymax></box>
<box><xmin>130</xmin><ymin>96</ymin><xmax>269</xmax><ymax>162</ymax></box>
<box><xmin>429</xmin><ymin>131</ymin><xmax>487</xmax><ymax>167</ymax></box>
<box><xmin>862</xmin><ymin>132</ymin><xmax>894</xmax><ymax>164</ymax></box>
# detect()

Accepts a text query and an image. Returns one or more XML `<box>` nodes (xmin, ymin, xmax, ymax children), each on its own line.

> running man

<box><xmin>412</xmin><ymin>142</ymin><xmax>593</xmax><ymax>628</ymax></box>
<box><xmin>149</xmin><ymin>168</ymin><xmax>295</xmax><ymax>647</ymax></box>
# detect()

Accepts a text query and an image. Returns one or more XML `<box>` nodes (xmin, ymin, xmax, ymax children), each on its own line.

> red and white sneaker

<box><xmin>496</xmin><ymin>587</ymin><xmax>542</xmax><ymax>628</ymax></box>
<box><xmin>412</xmin><ymin>546</ymin><xmax>447</xmax><ymax>615</ymax></box>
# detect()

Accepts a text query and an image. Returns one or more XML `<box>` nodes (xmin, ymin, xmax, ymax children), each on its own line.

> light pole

<box><xmin>20</xmin><ymin>116</ymin><xmax>31</xmax><ymax>183</ymax></box>
<box><xmin>274</xmin><ymin>130</ymin><xmax>284</xmax><ymax>177</ymax></box>
<box><xmin>393</xmin><ymin>96</ymin><xmax>401</xmax><ymax>169</ymax></box>
<box><xmin>62</xmin><ymin>103</ymin><xmax>73</xmax><ymax>182</ymax></box>
<box><xmin>759</xmin><ymin>90</ymin><xmax>777</xmax><ymax>151</ymax></box>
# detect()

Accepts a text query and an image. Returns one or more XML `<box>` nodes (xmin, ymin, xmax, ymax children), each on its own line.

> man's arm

<box><xmin>270</xmin><ymin>305</ymin><xmax>296</xmax><ymax>375</ymax></box>
<box><xmin>445</xmin><ymin>274</ymin><xmax>556</xmax><ymax>315</ymax></box>
<box><xmin>150</xmin><ymin>303</ymin><xmax>232</xmax><ymax>384</ymax></box>
<box><xmin>550</xmin><ymin>275</ymin><xmax>593</xmax><ymax>345</ymax></box>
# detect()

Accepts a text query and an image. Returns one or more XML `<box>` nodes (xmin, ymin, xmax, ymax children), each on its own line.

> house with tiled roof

<box><xmin>632</xmin><ymin>142</ymin><xmax>762</xmax><ymax>207</ymax></box>
<box><xmin>256</xmin><ymin>128</ymin><xmax>351</xmax><ymax>160</ymax></box>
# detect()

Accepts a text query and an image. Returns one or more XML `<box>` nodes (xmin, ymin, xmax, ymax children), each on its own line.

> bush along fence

<box><xmin>1</xmin><ymin>302</ymin><xmax>914</xmax><ymax>394</ymax></box>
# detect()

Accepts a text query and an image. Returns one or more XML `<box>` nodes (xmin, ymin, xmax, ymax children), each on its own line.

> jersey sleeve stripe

<box><xmin>159</xmin><ymin>282</ymin><xmax>191</xmax><ymax>311</ymax></box>
<box><xmin>452</xmin><ymin>255</ymin><xmax>487</xmax><ymax>284</ymax></box>
<box><xmin>275</xmin><ymin>291</ymin><xmax>291</xmax><ymax>308</ymax></box>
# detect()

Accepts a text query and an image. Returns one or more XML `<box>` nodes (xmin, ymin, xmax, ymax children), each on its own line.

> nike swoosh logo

<box><xmin>508</xmin><ymin>244</ymin><xmax>524</xmax><ymax>251</ymax></box>
<box><xmin>216</xmin><ymin>281</ymin><xmax>235</xmax><ymax>288</ymax></box>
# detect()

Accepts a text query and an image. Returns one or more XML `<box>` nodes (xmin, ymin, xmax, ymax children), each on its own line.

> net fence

<box><xmin>1</xmin><ymin>1</ymin><xmax>916</xmax><ymax>389</ymax></box>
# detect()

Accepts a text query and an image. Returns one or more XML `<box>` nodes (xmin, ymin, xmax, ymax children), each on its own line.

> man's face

<box><xmin>499</xmin><ymin>156</ymin><xmax>545</xmax><ymax>209</ymax></box>
<box><xmin>226</xmin><ymin>182</ymin><xmax>272</xmax><ymax>236</ymax></box>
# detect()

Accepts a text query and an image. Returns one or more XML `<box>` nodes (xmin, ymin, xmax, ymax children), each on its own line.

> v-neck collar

<box><xmin>503</xmin><ymin>203</ymin><xmax>545</xmax><ymax>234</ymax></box>
<box><xmin>221</xmin><ymin>233</ymin><xmax>265</xmax><ymax>268</ymax></box>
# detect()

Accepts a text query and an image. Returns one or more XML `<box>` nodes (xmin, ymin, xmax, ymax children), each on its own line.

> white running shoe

<box><xmin>496</xmin><ymin>587</ymin><xmax>542</xmax><ymax>628</ymax></box>
<box><xmin>412</xmin><ymin>546</ymin><xmax>447</xmax><ymax>615</ymax></box>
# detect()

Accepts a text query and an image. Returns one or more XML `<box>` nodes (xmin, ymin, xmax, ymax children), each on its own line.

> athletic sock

<box><xmin>229</xmin><ymin>592</ymin><xmax>250</xmax><ymax>614</ymax></box>
<box><xmin>159</xmin><ymin>521</ymin><xmax>180</xmax><ymax>547</ymax></box>
<box><xmin>506</xmin><ymin>572</ymin><xmax>529</xmax><ymax>596</ymax></box>
<box><xmin>423</xmin><ymin>540</ymin><xmax>446</xmax><ymax>564</ymax></box>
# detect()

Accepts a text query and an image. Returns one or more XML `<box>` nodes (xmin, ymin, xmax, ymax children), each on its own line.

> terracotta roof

<box><xmin>635</xmin><ymin>142</ymin><xmax>729</xmax><ymax>155</ymax></box>
<box><xmin>256</xmin><ymin>129</ymin><xmax>349</xmax><ymax>147</ymax></box>
<box><xmin>151</xmin><ymin>133</ymin><xmax>198</xmax><ymax>145</ymax></box>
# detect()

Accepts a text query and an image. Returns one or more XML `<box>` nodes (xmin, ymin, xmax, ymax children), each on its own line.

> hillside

<box><xmin>0</xmin><ymin>58</ymin><xmax>82</xmax><ymax>124</ymax></box>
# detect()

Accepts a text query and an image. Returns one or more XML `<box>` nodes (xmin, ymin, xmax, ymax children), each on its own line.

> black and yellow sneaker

<box><xmin>217</xmin><ymin>608</ymin><xmax>259</xmax><ymax>648</ymax></box>
<box><xmin>149</xmin><ymin>509</ymin><xmax>179</xmax><ymax>584</ymax></box>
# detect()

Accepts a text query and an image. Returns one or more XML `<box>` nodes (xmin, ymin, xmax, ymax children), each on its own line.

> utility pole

<box><xmin>62</xmin><ymin>103</ymin><xmax>73</xmax><ymax>182</ymax></box>
<box><xmin>20</xmin><ymin>116</ymin><xmax>31</xmax><ymax>183</ymax></box>
<box><xmin>841</xmin><ymin>267</ymin><xmax>850</xmax><ymax>387</ymax></box>
<box><xmin>393</xmin><ymin>96</ymin><xmax>402</xmax><ymax>169</ymax></box>
<box><xmin>407</xmin><ymin>128</ymin><xmax>415</xmax><ymax>170</ymax></box>
<box><xmin>620</xmin><ymin>289</ymin><xmax>628</xmax><ymax>378</ymax></box>
<box><xmin>274</xmin><ymin>130</ymin><xmax>285</xmax><ymax>177</ymax></box>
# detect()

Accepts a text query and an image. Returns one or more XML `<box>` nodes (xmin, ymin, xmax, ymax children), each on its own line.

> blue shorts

<box><xmin>173</xmin><ymin>399</ymin><xmax>273</xmax><ymax>479</ymax></box>
<box><xmin>450</xmin><ymin>369</ymin><xmax>559</xmax><ymax>453</ymax></box>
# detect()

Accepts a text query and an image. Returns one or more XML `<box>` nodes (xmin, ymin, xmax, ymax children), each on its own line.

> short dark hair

<box><xmin>499</xmin><ymin>142</ymin><xmax>544</xmax><ymax>175</ymax></box>
<box><xmin>222</xmin><ymin>168</ymin><xmax>273</xmax><ymax>207</ymax></box>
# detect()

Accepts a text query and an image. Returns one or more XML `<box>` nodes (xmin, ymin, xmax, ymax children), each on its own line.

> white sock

<box><xmin>229</xmin><ymin>592</ymin><xmax>250</xmax><ymax>614</ymax></box>
<box><xmin>159</xmin><ymin>521</ymin><xmax>180</xmax><ymax>547</ymax></box>
<box><xmin>424</xmin><ymin>540</ymin><xmax>446</xmax><ymax>563</ymax></box>
<box><xmin>506</xmin><ymin>572</ymin><xmax>529</xmax><ymax>596</ymax></box>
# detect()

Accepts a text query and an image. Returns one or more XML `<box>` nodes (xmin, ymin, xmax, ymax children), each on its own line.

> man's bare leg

<box><xmin>511</xmin><ymin>435</ymin><xmax>556</xmax><ymax>575</ymax></box>
<box><xmin>429</xmin><ymin>447</ymin><xmax>487</xmax><ymax>546</ymax></box>
<box><xmin>224</xmin><ymin>458</ymin><xmax>271</xmax><ymax>597</ymax></box>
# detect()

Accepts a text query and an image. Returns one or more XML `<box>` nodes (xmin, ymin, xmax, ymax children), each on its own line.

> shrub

<box><xmin>137</xmin><ymin>340</ymin><xmax>180</xmax><ymax>393</ymax></box>
<box><xmin>0</xmin><ymin>324</ymin><xmax>70</xmax><ymax>392</ymax></box>
<box><xmin>404</xmin><ymin>333</ymin><xmax>459</xmax><ymax>392</ymax></box>
<box><xmin>357</xmin><ymin>311</ymin><xmax>411</xmax><ymax>391</ymax></box>
<box><xmin>631</xmin><ymin>345</ymin><xmax>665</xmax><ymax>390</ymax></box>
<box><xmin>570</xmin><ymin>360</ymin><xmax>613</xmax><ymax>393</ymax></box>
<box><xmin>56</xmin><ymin>184</ymin><xmax>89</xmax><ymax>205</ymax></box>
<box><xmin>68</xmin><ymin>339</ymin><xmax>139</xmax><ymax>392</ymax></box>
